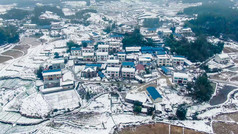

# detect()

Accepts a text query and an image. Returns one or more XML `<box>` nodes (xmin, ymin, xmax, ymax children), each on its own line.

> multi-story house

<box><xmin>106</xmin><ymin>67</ymin><xmax>120</xmax><ymax>78</ymax></box>
<box><xmin>44</xmin><ymin>59</ymin><xmax>65</xmax><ymax>70</ymax></box>
<box><xmin>81</xmin><ymin>66</ymin><xmax>98</xmax><ymax>78</ymax></box>
<box><xmin>108</xmin><ymin>41</ymin><xmax>122</xmax><ymax>53</ymax></box>
<box><xmin>138</xmin><ymin>57</ymin><xmax>151</xmax><ymax>65</ymax></box>
<box><xmin>96</xmin><ymin>52</ymin><xmax>108</xmax><ymax>62</ymax></box>
<box><xmin>97</xmin><ymin>45</ymin><xmax>109</xmax><ymax>52</ymax></box>
<box><xmin>42</xmin><ymin>69</ymin><xmax>62</xmax><ymax>88</ymax></box>
<box><xmin>107</xmin><ymin>59</ymin><xmax>120</xmax><ymax>67</ymax></box>
<box><xmin>71</xmin><ymin>47</ymin><xmax>82</xmax><ymax>57</ymax></box>
<box><xmin>121</xmin><ymin>68</ymin><xmax>135</xmax><ymax>78</ymax></box>
<box><xmin>173</xmin><ymin>72</ymin><xmax>189</xmax><ymax>84</ymax></box>
<box><xmin>172</xmin><ymin>56</ymin><xmax>185</xmax><ymax>66</ymax></box>
<box><xmin>83</xmin><ymin>53</ymin><xmax>95</xmax><ymax>61</ymax></box>
<box><xmin>82</xmin><ymin>47</ymin><xmax>94</xmax><ymax>53</ymax></box>
<box><xmin>122</xmin><ymin>62</ymin><xmax>135</xmax><ymax>68</ymax></box>
<box><xmin>157</xmin><ymin>54</ymin><xmax>172</xmax><ymax>66</ymax></box>
<box><xmin>117</xmin><ymin>52</ymin><xmax>126</xmax><ymax>61</ymax></box>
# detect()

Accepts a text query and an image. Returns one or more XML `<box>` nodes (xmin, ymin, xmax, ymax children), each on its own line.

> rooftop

<box><xmin>42</xmin><ymin>69</ymin><xmax>62</xmax><ymax>76</ymax></box>
<box><xmin>146</xmin><ymin>87</ymin><xmax>162</xmax><ymax>100</ymax></box>
<box><xmin>107</xmin><ymin>67</ymin><xmax>120</xmax><ymax>72</ymax></box>
<box><xmin>122</xmin><ymin>62</ymin><xmax>134</xmax><ymax>67</ymax></box>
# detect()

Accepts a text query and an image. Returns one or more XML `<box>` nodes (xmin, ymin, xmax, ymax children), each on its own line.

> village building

<box><xmin>60</xmin><ymin>71</ymin><xmax>75</xmax><ymax>90</ymax></box>
<box><xmin>157</xmin><ymin>54</ymin><xmax>172</xmax><ymax>66</ymax></box>
<box><xmin>81</xmin><ymin>66</ymin><xmax>98</xmax><ymax>78</ymax></box>
<box><xmin>82</xmin><ymin>53</ymin><xmax>95</xmax><ymax>61</ymax></box>
<box><xmin>138</xmin><ymin>57</ymin><xmax>151</xmax><ymax>65</ymax></box>
<box><xmin>146</xmin><ymin>87</ymin><xmax>163</xmax><ymax>103</ymax></box>
<box><xmin>109</xmin><ymin>34</ymin><xmax>124</xmax><ymax>41</ymax></box>
<box><xmin>42</xmin><ymin>69</ymin><xmax>62</xmax><ymax>88</ymax></box>
<box><xmin>107</xmin><ymin>59</ymin><xmax>120</xmax><ymax>67</ymax></box>
<box><xmin>121</xmin><ymin>67</ymin><xmax>135</xmax><ymax>78</ymax></box>
<box><xmin>136</xmin><ymin>64</ymin><xmax>146</xmax><ymax>74</ymax></box>
<box><xmin>71</xmin><ymin>47</ymin><xmax>82</xmax><ymax>57</ymax></box>
<box><xmin>172</xmin><ymin>56</ymin><xmax>185</xmax><ymax>66</ymax></box>
<box><xmin>44</xmin><ymin>59</ymin><xmax>65</xmax><ymax>70</ymax></box>
<box><xmin>97</xmin><ymin>44</ymin><xmax>109</xmax><ymax>52</ymax></box>
<box><xmin>122</xmin><ymin>62</ymin><xmax>135</xmax><ymax>68</ymax></box>
<box><xmin>117</xmin><ymin>52</ymin><xmax>126</xmax><ymax>61</ymax></box>
<box><xmin>173</xmin><ymin>72</ymin><xmax>189</xmax><ymax>84</ymax></box>
<box><xmin>161</xmin><ymin>66</ymin><xmax>172</xmax><ymax>75</ymax></box>
<box><xmin>96</xmin><ymin>52</ymin><xmax>108</xmax><ymax>62</ymax></box>
<box><xmin>126</xmin><ymin>47</ymin><xmax>141</xmax><ymax>53</ymax></box>
<box><xmin>214</xmin><ymin>53</ymin><xmax>230</xmax><ymax>64</ymax></box>
<box><xmin>106</xmin><ymin>67</ymin><xmax>120</xmax><ymax>78</ymax></box>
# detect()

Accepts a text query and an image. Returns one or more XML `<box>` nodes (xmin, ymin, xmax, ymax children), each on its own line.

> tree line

<box><xmin>165</xmin><ymin>35</ymin><xmax>224</xmax><ymax>62</ymax></box>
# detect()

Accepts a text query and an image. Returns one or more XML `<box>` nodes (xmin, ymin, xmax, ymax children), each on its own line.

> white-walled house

<box><xmin>118</xmin><ymin>52</ymin><xmax>126</xmax><ymax>61</ymax></box>
<box><xmin>71</xmin><ymin>47</ymin><xmax>82</xmax><ymax>57</ymax></box>
<box><xmin>60</xmin><ymin>71</ymin><xmax>75</xmax><ymax>90</ymax></box>
<box><xmin>157</xmin><ymin>54</ymin><xmax>172</xmax><ymax>66</ymax></box>
<box><xmin>98</xmin><ymin>45</ymin><xmax>109</xmax><ymax>52</ymax></box>
<box><xmin>96</xmin><ymin>52</ymin><xmax>108</xmax><ymax>62</ymax></box>
<box><xmin>42</xmin><ymin>69</ymin><xmax>62</xmax><ymax>88</ymax></box>
<box><xmin>82</xmin><ymin>53</ymin><xmax>95</xmax><ymax>61</ymax></box>
<box><xmin>44</xmin><ymin>59</ymin><xmax>65</xmax><ymax>70</ymax></box>
<box><xmin>106</xmin><ymin>67</ymin><xmax>120</xmax><ymax>78</ymax></box>
<box><xmin>121</xmin><ymin>68</ymin><xmax>135</xmax><ymax>78</ymax></box>
<box><xmin>138</xmin><ymin>57</ymin><xmax>151</xmax><ymax>65</ymax></box>
<box><xmin>107</xmin><ymin>59</ymin><xmax>120</xmax><ymax>67</ymax></box>
<box><xmin>214</xmin><ymin>53</ymin><xmax>230</xmax><ymax>64</ymax></box>
<box><xmin>173</xmin><ymin>72</ymin><xmax>189</xmax><ymax>84</ymax></box>
<box><xmin>172</xmin><ymin>56</ymin><xmax>185</xmax><ymax>66</ymax></box>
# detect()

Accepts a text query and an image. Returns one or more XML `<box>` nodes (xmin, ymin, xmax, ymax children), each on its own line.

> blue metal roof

<box><xmin>82</xmin><ymin>40</ymin><xmax>93</xmax><ymax>44</ymax></box>
<box><xmin>147</xmin><ymin>28</ymin><xmax>157</xmax><ymax>31</ymax></box>
<box><xmin>43</xmin><ymin>69</ymin><xmax>61</xmax><ymax>73</ymax></box>
<box><xmin>173</xmin><ymin>33</ymin><xmax>182</xmax><ymax>37</ymax></box>
<box><xmin>146</xmin><ymin>87</ymin><xmax>162</xmax><ymax>100</ymax></box>
<box><xmin>141</xmin><ymin>47</ymin><xmax>164</xmax><ymax>52</ymax></box>
<box><xmin>86</xmin><ymin>64</ymin><xmax>102</xmax><ymax>68</ymax></box>
<box><xmin>38</xmin><ymin>25</ymin><xmax>51</xmax><ymax>29</ymax></box>
<box><xmin>118</xmin><ymin>52</ymin><xmax>126</xmax><ymax>54</ymax></box>
<box><xmin>122</xmin><ymin>62</ymin><xmax>134</xmax><ymax>67</ymax></box>
<box><xmin>71</xmin><ymin>47</ymin><xmax>81</xmax><ymax>50</ymax></box>
<box><xmin>161</xmin><ymin>66</ymin><xmax>170</xmax><ymax>74</ymax></box>
<box><xmin>174</xmin><ymin>55</ymin><xmax>185</xmax><ymax>58</ymax></box>
<box><xmin>92</xmin><ymin>32</ymin><xmax>98</xmax><ymax>36</ymax></box>
<box><xmin>98</xmin><ymin>71</ymin><xmax>105</xmax><ymax>78</ymax></box>
<box><xmin>157</xmin><ymin>50</ymin><xmax>166</xmax><ymax>55</ymax></box>
<box><xmin>110</xmin><ymin>34</ymin><xmax>124</xmax><ymax>38</ymax></box>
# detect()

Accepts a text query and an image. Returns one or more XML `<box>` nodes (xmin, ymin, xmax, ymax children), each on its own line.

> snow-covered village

<box><xmin>0</xmin><ymin>0</ymin><xmax>238</xmax><ymax>134</ymax></box>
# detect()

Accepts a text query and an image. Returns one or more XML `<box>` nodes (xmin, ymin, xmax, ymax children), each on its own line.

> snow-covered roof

<box><xmin>98</xmin><ymin>45</ymin><xmax>109</xmax><ymax>48</ymax></box>
<box><xmin>125</xmin><ymin>91</ymin><xmax>148</xmax><ymax>103</ymax></box>
<box><xmin>157</xmin><ymin>54</ymin><xmax>170</xmax><ymax>59</ymax></box>
<box><xmin>42</xmin><ymin>69</ymin><xmax>61</xmax><ymax>76</ymax></box>
<box><xmin>126</xmin><ymin>47</ymin><xmax>141</xmax><ymax>52</ymax></box>
<box><xmin>107</xmin><ymin>67</ymin><xmax>120</xmax><ymax>72</ymax></box>
<box><xmin>107</xmin><ymin>59</ymin><xmax>119</xmax><ymax>64</ymax></box>
<box><xmin>139</xmin><ymin>57</ymin><xmax>151</xmax><ymax>61</ymax></box>
<box><xmin>173</xmin><ymin>72</ymin><xmax>188</xmax><ymax>78</ymax></box>
<box><xmin>217</xmin><ymin>53</ymin><xmax>229</xmax><ymax>59</ymax></box>
<box><xmin>51</xmin><ymin>59</ymin><xmax>64</xmax><ymax>64</ymax></box>
<box><xmin>83</xmin><ymin>53</ymin><xmax>94</xmax><ymax>56</ymax></box>
<box><xmin>121</xmin><ymin>67</ymin><xmax>135</xmax><ymax>73</ymax></box>
<box><xmin>96</xmin><ymin>52</ymin><xmax>108</xmax><ymax>56</ymax></box>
